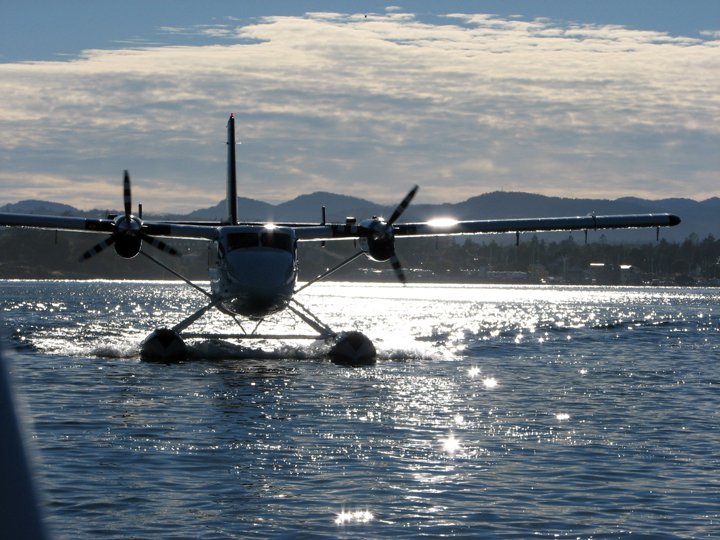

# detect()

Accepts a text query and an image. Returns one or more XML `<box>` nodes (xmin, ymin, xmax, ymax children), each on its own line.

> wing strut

<box><xmin>295</xmin><ymin>251</ymin><xmax>365</xmax><ymax>294</ymax></box>
<box><xmin>138</xmin><ymin>250</ymin><xmax>212</xmax><ymax>300</ymax></box>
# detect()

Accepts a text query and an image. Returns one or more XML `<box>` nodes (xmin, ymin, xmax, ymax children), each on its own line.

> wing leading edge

<box><xmin>292</xmin><ymin>213</ymin><xmax>681</xmax><ymax>241</ymax></box>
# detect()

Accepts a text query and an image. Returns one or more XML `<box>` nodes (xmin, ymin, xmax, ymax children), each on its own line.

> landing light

<box><xmin>264</xmin><ymin>223</ymin><xmax>277</xmax><ymax>230</ymax></box>
<box><xmin>427</xmin><ymin>218</ymin><xmax>458</xmax><ymax>228</ymax></box>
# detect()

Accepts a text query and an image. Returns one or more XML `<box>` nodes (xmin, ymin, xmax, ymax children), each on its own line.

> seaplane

<box><xmin>0</xmin><ymin>114</ymin><xmax>681</xmax><ymax>365</ymax></box>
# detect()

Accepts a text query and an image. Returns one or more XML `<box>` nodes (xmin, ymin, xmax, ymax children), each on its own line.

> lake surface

<box><xmin>1</xmin><ymin>280</ymin><xmax>719</xmax><ymax>538</ymax></box>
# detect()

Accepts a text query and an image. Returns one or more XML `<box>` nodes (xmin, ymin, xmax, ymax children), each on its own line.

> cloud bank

<box><xmin>1</xmin><ymin>10</ymin><xmax>718</xmax><ymax>211</ymax></box>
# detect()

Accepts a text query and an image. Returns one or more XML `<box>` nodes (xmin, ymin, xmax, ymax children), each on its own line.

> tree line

<box><xmin>1</xmin><ymin>228</ymin><xmax>719</xmax><ymax>284</ymax></box>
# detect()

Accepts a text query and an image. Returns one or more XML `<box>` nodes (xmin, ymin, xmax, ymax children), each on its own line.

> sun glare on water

<box><xmin>335</xmin><ymin>509</ymin><xmax>374</xmax><ymax>525</ymax></box>
<box><xmin>440</xmin><ymin>433</ymin><xmax>462</xmax><ymax>455</ymax></box>
<box><xmin>483</xmin><ymin>377</ymin><xmax>498</xmax><ymax>389</ymax></box>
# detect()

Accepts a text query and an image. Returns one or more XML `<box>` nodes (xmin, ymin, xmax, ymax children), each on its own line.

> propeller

<box><xmin>123</xmin><ymin>169</ymin><xmax>132</xmax><ymax>220</ymax></box>
<box><xmin>387</xmin><ymin>185</ymin><xmax>418</xmax><ymax>227</ymax></box>
<box><xmin>79</xmin><ymin>236</ymin><xmax>116</xmax><ymax>261</ymax></box>
<box><xmin>79</xmin><ymin>171</ymin><xmax>180</xmax><ymax>261</ymax></box>
<box><xmin>359</xmin><ymin>185</ymin><xmax>418</xmax><ymax>284</ymax></box>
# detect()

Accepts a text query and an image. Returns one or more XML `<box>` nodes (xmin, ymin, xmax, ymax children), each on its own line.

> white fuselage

<box><xmin>209</xmin><ymin>225</ymin><xmax>298</xmax><ymax>318</ymax></box>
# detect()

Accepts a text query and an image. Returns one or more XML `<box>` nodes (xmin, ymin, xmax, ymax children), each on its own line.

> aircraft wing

<box><xmin>0</xmin><ymin>213</ymin><xmax>116</xmax><ymax>233</ymax></box>
<box><xmin>0</xmin><ymin>213</ymin><xmax>219</xmax><ymax>240</ymax></box>
<box><xmin>293</xmin><ymin>213</ymin><xmax>681</xmax><ymax>241</ymax></box>
<box><xmin>395</xmin><ymin>213</ymin><xmax>681</xmax><ymax>237</ymax></box>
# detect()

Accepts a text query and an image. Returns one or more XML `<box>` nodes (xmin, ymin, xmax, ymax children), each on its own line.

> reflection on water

<box><xmin>1</xmin><ymin>280</ymin><xmax>719</xmax><ymax>538</ymax></box>
<box><xmin>1</xmin><ymin>280</ymin><xmax>712</xmax><ymax>360</ymax></box>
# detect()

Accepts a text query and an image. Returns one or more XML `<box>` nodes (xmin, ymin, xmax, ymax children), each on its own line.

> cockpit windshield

<box><xmin>226</xmin><ymin>233</ymin><xmax>259</xmax><ymax>250</ymax></box>
<box><xmin>225</xmin><ymin>230</ymin><xmax>293</xmax><ymax>252</ymax></box>
<box><xmin>261</xmin><ymin>232</ymin><xmax>292</xmax><ymax>252</ymax></box>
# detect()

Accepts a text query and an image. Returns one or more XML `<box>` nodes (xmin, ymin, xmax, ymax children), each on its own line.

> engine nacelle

<box><xmin>112</xmin><ymin>214</ymin><xmax>143</xmax><ymax>258</ymax></box>
<box><xmin>114</xmin><ymin>236</ymin><xmax>142</xmax><ymax>258</ymax></box>
<box><xmin>358</xmin><ymin>218</ymin><xmax>395</xmax><ymax>262</ymax></box>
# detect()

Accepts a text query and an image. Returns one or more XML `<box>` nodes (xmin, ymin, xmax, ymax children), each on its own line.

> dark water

<box><xmin>2</xmin><ymin>280</ymin><xmax>719</xmax><ymax>538</ymax></box>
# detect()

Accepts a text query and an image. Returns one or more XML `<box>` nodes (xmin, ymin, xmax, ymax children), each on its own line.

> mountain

<box><xmin>615</xmin><ymin>196</ymin><xmax>719</xmax><ymax>242</ymax></box>
<box><xmin>458</xmin><ymin>192</ymin><xmax>647</xmax><ymax>219</ymax></box>
<box><xmin>276</xmin><ymin>192</ymin><xmax>386</xmax><ymax>222</ymax></box>
<box><xmin>177</xmin><ymin>197</ymin><xmax>276</xmax><ymax>221</ymax></box>
<box><xmin>2</xmin><ymin>191</ymin><xmax>717</xmax><ymax>243</ymax></box>
<box><xmin>0</xmin><ymin>200</ymin><xmax>83</xmax><ymax>216</ymax></box>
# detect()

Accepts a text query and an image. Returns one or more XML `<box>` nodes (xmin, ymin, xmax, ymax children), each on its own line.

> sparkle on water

<box><xmin>483</xmin><ymin>376</ymin><xmax>498</xmax><ymax>389</ymax></box>
<box><xmin>335</xmin><ymin>509</ymin><xmax>374</xmax><ymax>525</ymax></box>
<box><xmin>439</xmin><ymin>432</ymin><xmax>462</xmax><ymax>455</ymax></box>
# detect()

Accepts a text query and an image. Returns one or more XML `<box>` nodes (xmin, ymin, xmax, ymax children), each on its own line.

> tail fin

<box><xmin>225</xmin><ymin>113</ymin><xmax>238</xmax><ymax>225</ymax></box>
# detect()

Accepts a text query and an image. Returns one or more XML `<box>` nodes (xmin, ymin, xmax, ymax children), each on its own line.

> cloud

<box><xmin>0</xmin><ymin>10</ymin><xmax>718</xmax><ymax>210</ymax></box>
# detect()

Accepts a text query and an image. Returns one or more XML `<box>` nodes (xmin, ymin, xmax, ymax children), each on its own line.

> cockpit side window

<box><xmin>260</xmin><ymin>232</ymin><xmax>293</xmax><ymax>252</ymax></box>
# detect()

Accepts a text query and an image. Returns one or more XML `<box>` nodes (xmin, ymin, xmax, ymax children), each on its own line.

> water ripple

<box><xmin>2</xmin><ymin>281</ymin><xmax>719</xmax><ymax>538</ymax></box>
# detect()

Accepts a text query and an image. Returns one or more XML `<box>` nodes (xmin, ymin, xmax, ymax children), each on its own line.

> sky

<box><xmin>1</xmin><ymin>1</ymin><xmax>719</xmax><ymax>213</ymax></box>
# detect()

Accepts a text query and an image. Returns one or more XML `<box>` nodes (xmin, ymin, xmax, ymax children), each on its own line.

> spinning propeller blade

<box><xmin>141</xmin><ymin>234</ymin><xmax>181</xmax><ymax>257</ymax></box>
<box><xmin>387</xmin><ymin>184</ymin><xmax>418</xmax><ymax>226</ymax></box>
<box><xmin>79</xmin><ymin>236</ymin><xmax>116</xmax><ymax>262</ymax></box>
<box><xmin>378</xmin><ymin>185</ymin><xmax>419</xmax><ymax>285</ymax></box>
<box><xmin>389</xmin><ymin>254</ymin><xmax>406</xmax><ymax>285</ymax></box>
<box><xmin>123</xmin><ymin>170</ymin><xmax>132</xmax><ymax>220</ymax></box>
